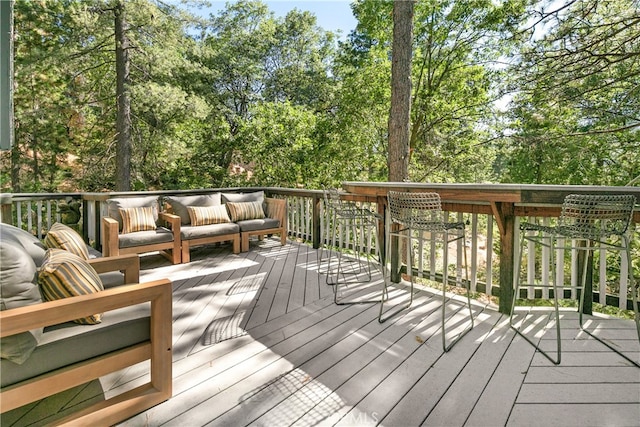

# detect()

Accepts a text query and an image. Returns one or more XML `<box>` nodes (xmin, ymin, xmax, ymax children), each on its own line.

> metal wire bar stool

<box><xmin>379</xmin><ymin>191</ymin><xmax>474</xmax><ymax>352</ymax></box>
<box><xmin>510</xmin><ymin>194</ymin><xmax>639</xmax><ymax>366</ymax></box>
<box><xmin>318</xmin><ymin>188</ymin><xmax>385</xmax><ymax>305</ymax></box>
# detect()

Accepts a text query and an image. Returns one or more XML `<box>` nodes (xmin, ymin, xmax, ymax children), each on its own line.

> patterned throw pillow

<box><xmin>187</xmin><ymin>205</ymin><xmax>231</xmax><ymax>226</ymax></box>
<box><xmin>38</xmin><ymin>249</ymin><xmax>104</xmax><ymax>325</ymax></box>
<box><xmin>119</xmin><ymin>207</ymin><xmax>157</xmax><ymax>234</ymax></box>
<box><xmin>44</xmin><ymin>222</ymin><xmax>89</xmax><ymax>260</ymax></box>
<box><xmin>166</xmin><ymin>194</ymin><xmax>221</xmax><ymax>225</ymax></box>
<box><xmin>226</xmin><ymin>201</ymin><xmax>266</xmax><ymax>222</ymax></box>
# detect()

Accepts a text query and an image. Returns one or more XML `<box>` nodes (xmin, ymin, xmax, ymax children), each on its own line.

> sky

<box><xmin>196</xmin><ymin>1</ymin><xmax>358</xmax><ymax>37</ymax></box>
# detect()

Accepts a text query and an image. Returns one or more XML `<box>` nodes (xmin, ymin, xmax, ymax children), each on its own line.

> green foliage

<box><xmin>500</xmin><ymin>0</ymin><xmax>640</xmax><ymax>185</ymax></box>
<box><xmin>3</xmin><ymin>0</ymin><xmax>638</xmax><ymax>193</ymax></box>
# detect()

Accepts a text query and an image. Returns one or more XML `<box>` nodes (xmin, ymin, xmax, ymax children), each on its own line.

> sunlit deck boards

<box><xmin>3</xmin><ymin>239</ymin><xmax>639</xmax><ymax>426</ymax></box>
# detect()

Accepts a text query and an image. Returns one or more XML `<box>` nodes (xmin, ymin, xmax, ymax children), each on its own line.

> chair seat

<box><xmin>118</xmin><ymin>227</ymin><xmax>174</xmax><ymax>249</ymax></box>
<box><xmin>403</xmin><ymin>220</ymin><xmax>465</xmax><ymax>233</ymax></box>
<box><xmin>521</xmin><ymin>221</ymin><xmax>614</xmax><ymax>241</ymax></box>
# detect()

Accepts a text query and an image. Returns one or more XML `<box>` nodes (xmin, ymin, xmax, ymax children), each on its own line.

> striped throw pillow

<box><xmin>119</xmin><ymin>207</ymin><xmax>157</xmax><ymax>234</ymax></box>
<box><xmin>44</xmin><ymin>222</ymin><xmax>90</xmax><ymax>260</ymax></box>
<box><xmin>226</xmin><ymin>201</ymin><xmax>265</xmax><ymax>222</ymax></box>
<box><xmin>187</xmin><ymin>205</ymin><xmax>230</xmax><ymax>226</ymax></box>
<box><xmin>38</xmin><ymin>249</ymin><xmax>104</xmax><ymax>325</ymax></box>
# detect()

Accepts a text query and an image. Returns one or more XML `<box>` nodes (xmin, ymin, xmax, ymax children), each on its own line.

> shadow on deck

<box><xmin>3</xmin><ymin>238</ymin><xmax>639</xmax><ymax>426</ymax></box>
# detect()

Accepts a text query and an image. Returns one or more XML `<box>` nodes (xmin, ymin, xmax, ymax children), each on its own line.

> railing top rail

<box><xmin>80</xmin><ymin>187</ymin><xmax>325</xmax><ymax>201</ymax></box>
<box><xmin>0</xmin><ymin>193</ymin><xmax>83</xmax><ymax>202</ymax></box>
<box><xmin>342</xmin><ymin>182</ymin><xmax>640</xmax><ymax>205</ymax></box>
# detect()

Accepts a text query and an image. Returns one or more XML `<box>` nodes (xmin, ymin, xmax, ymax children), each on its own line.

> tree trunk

<box><xmin>11</xmin><ymin>142</ymin><xmax>20</xmax><ymax>192</ymax></box>
<box><xmin>387</xmin><ymin>0</ymin><xmax>415</xmax><ymax>182</ymax></box>
<box><xmin>114</xmin><ymin>0</ymin><xmax>131</xmax><ymax>191</ymax></box>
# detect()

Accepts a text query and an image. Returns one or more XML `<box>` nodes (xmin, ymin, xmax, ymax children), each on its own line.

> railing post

<box><xmin>312</xmin><ymin>193</ymin><xmax>321</xmax><ymax>249</ymax></box>
<box><xmin>492</xmin><ymin>201</ymin><xmax>515</xmax><ymax>314</ymax></box>
<box><xmin>82</xmin><ymin>196</ymin><xmax>90</xmax><ymax>245</ymax></box>
<box><xmin>0</xmin><ymin>193</ymin><xmax>12</xmax><ymax>224</ymax></box>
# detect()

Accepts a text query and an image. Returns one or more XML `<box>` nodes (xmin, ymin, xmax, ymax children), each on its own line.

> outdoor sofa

<box><xmin>104</xmin><ymin>190</ymin><xmax>287</xmax><ymax>263</ymax></box>
<box><xmin>0</xmin><ymin>223</ymin><xmax>172</xmax><ymax>425</ymax></box>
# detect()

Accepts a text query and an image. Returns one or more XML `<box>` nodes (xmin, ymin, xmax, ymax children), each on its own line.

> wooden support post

<box><xmin>491</xmin><ymin>201</ymin><xmax>515</xmax><ymax>314</ymax></box>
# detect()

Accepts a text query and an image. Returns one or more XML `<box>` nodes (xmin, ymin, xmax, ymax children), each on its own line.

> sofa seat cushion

<box><xmin>181</xmin><ymin>223</ymin><xmax>239</xmax><ymax>240</ymax></box>
<box><xmin>166</xmin><ymin>193</ymin><xmax>221</xmax><ymax>225</ymax></box>
<box><xmin>236</xmin><ymin>218</ymin><xmax>280</xmax><ymax>232</ymax></box>
<box><xmin>118</xmin><ymin>227</ymin><xmax>174</xmax><ymax>249</ymax></box>
<box><xmin>0</xmin><ymin>303</ymin><xmax>150</xmax><ymax>387</ymax></box>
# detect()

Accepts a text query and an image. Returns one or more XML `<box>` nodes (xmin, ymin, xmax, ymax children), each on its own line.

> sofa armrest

<box><xmin>159</xmin><ymin>212</ymin><xmax>181</xmax><ymax>238</ymax></box>
<box><xmin>265</xmin><ymin>198</ymin><xmax>287</xmax><ymax>230</ymax></box>
<box><xmin>102</xmin><ymin>216</ymin><xmax>120</xmax><ymax>257</ymax></box>
<box><xmin>89</xmin><ymin>253</ymin><xmax>140</xmax><ymax>284</ymax></box>
<box><xmin>0</xmin><ymin>279</ymin><xmax>173</xmax><ymax>423</ymax></box>
<box><xmin>0</xmin><ymin>279</ymin><xmax>170</xmax><ymax>339</ymax></box>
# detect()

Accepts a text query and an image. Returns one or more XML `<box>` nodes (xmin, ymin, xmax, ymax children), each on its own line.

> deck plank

<box><xmin>4</xmin><ymin>238</ymin><xmax>639</xmax><ymax>427</ymax></box>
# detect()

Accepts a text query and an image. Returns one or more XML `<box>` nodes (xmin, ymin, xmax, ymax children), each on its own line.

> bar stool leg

<box><xmin>333</xmin><ymin>214</ymin><xmax>386</xmax><ymax>305</ymax></box>
<box><xmin>510</xmin><ymin>231</ymin><xmax>562</xmax><ymax>365</ymax></box>
<box><xmin>441</xmin><ymin>230</ymin><xmax>475</xmax><ymax>352</ymax></box>
<box><xmin>379</xmin><ymin>227</ymin><xmax>414</xmax><ymax>323</ymax></box>
<box><xmin>579</xmin><ymin>235</ymin><xmax>640</xmax><ymax>368</ymax></box>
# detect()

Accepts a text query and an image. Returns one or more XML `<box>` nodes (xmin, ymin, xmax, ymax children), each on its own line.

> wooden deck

<box><xmin>4</xmin><ymin>238</ymin><xmax>640</xmax><ymax>426</ymax></box>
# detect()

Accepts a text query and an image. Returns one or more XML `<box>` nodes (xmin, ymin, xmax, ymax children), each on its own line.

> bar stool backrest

<box><xmin>558</xmin><ymin>194</ymin><xmax>636</xmax><ymax>239</ymax></box>
<box><xmin>324</xmin><ymin>188</ymin><xmax>359</xmax><ymax>218</ymax></box>
<box><xmin>387</xmin><ymin>191</ymin><xmax>445</xmax><ymax>232</ymax></box>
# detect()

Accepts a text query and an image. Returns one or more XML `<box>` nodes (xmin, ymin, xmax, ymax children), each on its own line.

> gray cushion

<box><xmin>87</xmin><ymin>246</ymin><xmax>102</xmax><ymax>259</ymax></box>
<box><xmin>0</xmin><ymin>303</ymin><xmax>150</xmax><ymax>387</ymax></box>
<box><xmin>118</xmin><ymin>227</ymin><xmax>174</xmax><ymax>249</ymax></box>
<box><xmin>107</xmin><ymin>196</ymin><xmax>160</xmax><ymax>232</ymax></box>
<box><xmin>237</xmin><ymin>218</ymin><xmax>281</xmax><ymax>232</ymax></box>
<box><xmin>181</xmin><ymin>223</ymin><xmax>239</xmax><ymax>240</ymax></box>
<box><xmin>221</xmin><ymin>191</ymin><xmax>265</xmax><ymax>204</ymax></box>
<box><xmin>0</xmin><ymin>240</ymin><xmax>43</xmax><ymax>364</ymax></box>
<box><xmin>0</xmin><ymin>223</ymin><xmax>47</xmax><ymax>267</ymax></box>
<box><xmin>165</xmin><ymin>193</ymin><xmax>221</xmax><ymax>225</ymax></box>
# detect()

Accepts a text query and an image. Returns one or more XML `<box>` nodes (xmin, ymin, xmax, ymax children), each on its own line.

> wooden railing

<box><xmin>1</xmin><ymin>184</ymin><xmax>638</xmax><ymax>314</ymax></box>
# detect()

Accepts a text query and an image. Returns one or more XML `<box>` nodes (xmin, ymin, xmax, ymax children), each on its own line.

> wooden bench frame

<box><xmin>181</xmin><ymin>231</ymin><xmax>240</xmax><ymax>263</ymax></box>
<box><xmin>0</xmin><ymin>278</ymin><xmax>172</xmax><ymax>426</ymax></box>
